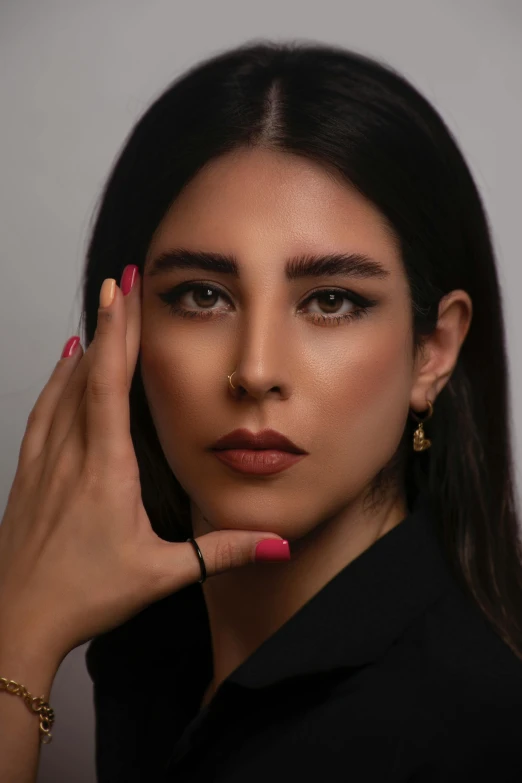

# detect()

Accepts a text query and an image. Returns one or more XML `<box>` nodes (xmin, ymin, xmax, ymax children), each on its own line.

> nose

<box><xmin>229</xmin><ymin>367</ymin><xmax>287</xmax><ymax>401</ymax></box>
<box><xmin>228</xmin><ymin>311</ymin><xmax>291</xmax><ymax>402</ymax></box>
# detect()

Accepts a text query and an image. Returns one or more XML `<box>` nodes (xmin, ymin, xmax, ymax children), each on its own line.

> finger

<box><xmin>147</xmin><ymin>531</ymin><xmax>291</xmax><ymax>600</ymax></box>
<box><xmin>17</xmin><ymin>337</ymin><xmax>84</xmax><ymax>468</ymax></box>
<box><xmin>47</xmin><ymin>266</ymin><xmax>140</xmax><ymax>462</ymax></box>
<box><xmin>84</xmin><ymin>278</ymin><xmax>134</xmax><ymax>466</ymax></box>
<box><xmin>45</xmin><ymin>339</ymin><xmax>94</xmax><ymax>463</ymax></box>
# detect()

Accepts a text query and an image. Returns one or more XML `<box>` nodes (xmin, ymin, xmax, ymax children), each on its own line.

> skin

<box><xmin>140</xmin><ymin>146</ymin><xmax>472</xmax><ymax>710</ymax></box>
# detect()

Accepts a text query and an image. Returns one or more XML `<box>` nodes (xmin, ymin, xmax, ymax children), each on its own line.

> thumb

<box><xmin>194</xmin><ymin>530</ymin><xmax>291</xmax><ymax>577</ymax></box>
<box><xmin>149</xmin><ymin>531</ymin><xmax>290</xmax><ymax>599</ymax></box>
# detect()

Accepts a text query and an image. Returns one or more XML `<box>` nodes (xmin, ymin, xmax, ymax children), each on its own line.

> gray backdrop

<box><xmin>1</xmin><ymin>1</ymin><xmax>520</xmax><ymax>780</ymax></box>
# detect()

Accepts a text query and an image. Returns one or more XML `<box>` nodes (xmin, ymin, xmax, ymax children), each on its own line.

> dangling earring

<box><xmin>411</xmin><ymin>400</ymin><xmax>433</xmax><ymax>451</ymax></box>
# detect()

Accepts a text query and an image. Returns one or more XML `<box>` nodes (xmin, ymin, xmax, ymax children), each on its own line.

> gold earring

<box><xmin>227</xmin><ymin>371</ymin><xmax>237</xmax><ymax>390</ymax></box>
<box><xmin>411</xmin><ymin>400</ymin><xmax>433</xmax><ymax>451</ymax></box>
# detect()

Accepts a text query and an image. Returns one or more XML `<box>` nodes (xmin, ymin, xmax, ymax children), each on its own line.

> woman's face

<box><xmin>140</xmin><ymin>147</ymin><xmax>415</xmax><ymax>540</ymax></box>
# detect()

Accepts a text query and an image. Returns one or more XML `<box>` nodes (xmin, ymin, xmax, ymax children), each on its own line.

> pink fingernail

<box><xmin>255</xmin><ymin>539</ymin><xmax>291</xmax><ymax>562</ymax></box>
<box><xmin>61</xmin><ymin>336</ymin><xmax>80</xmax><ymax>359</ymax></box>
<box><xmin>120</xmin><ymin>265</ymin><xmax>138</xmax><ymax>296</ymax></box>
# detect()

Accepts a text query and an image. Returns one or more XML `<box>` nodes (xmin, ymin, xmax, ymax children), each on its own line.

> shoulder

<box><xmin>392</xmin><ymin>583</ymin><xmax>522</xmax><ymax>779</ymax></box>
<box><xmin>420</xmin><ymin>579</ymin><xmax>522</xmax><ymax>695</ymax></box>
<box><xmin>321</xmin><ymin>582</ymin><xmax>522</xmax><ymax>780</ymax></box>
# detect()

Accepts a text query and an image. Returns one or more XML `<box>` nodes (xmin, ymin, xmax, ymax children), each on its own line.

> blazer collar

<box><xmin>227</xmin><ymin>491</ymin><xmax>456</xmax><ymax>689</ymax></box>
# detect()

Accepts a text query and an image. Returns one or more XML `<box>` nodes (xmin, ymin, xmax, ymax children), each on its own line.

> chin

<box><xmin>193</xmin><ymin>499</ymin><xmax>314</xmax><ymax>542</ymax></box>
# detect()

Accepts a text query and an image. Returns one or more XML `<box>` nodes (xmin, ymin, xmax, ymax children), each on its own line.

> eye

<box><xmin>158</xmin><ymin>282</ymin><xmax>231</xmax><ymax>319</ymax></box>
<box><xmin>297</xmin><ymin>288</ymin><xmax>377</xmax><ymax>326</ymax></box>
<box><xmin>158</xmin><ymin>282</ymin><xmax>377</xmax><ymax>326</ymax></box>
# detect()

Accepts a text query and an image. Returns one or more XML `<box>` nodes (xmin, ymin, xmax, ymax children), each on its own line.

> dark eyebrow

<box><xmin>146</xmin><ymin>248</ymin><xmax>390</xmax><ymax>281</ymax></box>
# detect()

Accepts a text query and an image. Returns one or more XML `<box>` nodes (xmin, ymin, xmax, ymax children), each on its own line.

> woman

<box><xmin>1</xmin><ymin>39</ymin><xmax>521</xmax><ymax>782</ymax></box>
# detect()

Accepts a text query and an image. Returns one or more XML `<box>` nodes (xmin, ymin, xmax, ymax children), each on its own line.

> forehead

<box><xmin>145</xmin><ymin>147</ymin><xmax>402</xmax><ymax>277</ymax></box>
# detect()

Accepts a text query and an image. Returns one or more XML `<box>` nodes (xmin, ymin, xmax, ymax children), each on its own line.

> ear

<box><xmin>410</xmin><ymin>289</ymin><xmax>473</xmax><ymax>414</ymax></box>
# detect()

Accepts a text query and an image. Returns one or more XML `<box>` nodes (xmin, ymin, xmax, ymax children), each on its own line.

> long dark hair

<box><xmin>80</xmin><ymin>40</ymin><xmax>522</xmax><ymax>661</ymax></box>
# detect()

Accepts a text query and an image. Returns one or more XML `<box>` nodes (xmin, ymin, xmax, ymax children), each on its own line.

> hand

<box><xmin>0</xmin><ymin>267</ymin><xmax>287</xmax><ymax>664</ymax></box>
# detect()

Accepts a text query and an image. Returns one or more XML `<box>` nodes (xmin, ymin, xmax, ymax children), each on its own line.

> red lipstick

<box><xmin>211</xmin><ymin>428</ymin><xmax>306</xmax><ymax>453</ymax></box>
<box><xmin>210</xmin><ymin>428</ymin><xmax>308</xmax><ymax>476</ymax></box>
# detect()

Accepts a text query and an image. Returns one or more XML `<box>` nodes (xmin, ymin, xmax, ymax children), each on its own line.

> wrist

<box><xmin>0</xmin><ymin>622</ymin><xmax>62</xmax><ymax>694</ymax></box>
<box><xmin>0</xmin><ymin>643</ymin><xmax>58</xmax><ymax>747</ymax></box>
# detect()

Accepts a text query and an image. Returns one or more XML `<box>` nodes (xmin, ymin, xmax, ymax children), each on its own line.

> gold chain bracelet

<box><xmin>0</xmin><ymin>677</ymin><xmax>55</xmax><ymax>744</ymax></box>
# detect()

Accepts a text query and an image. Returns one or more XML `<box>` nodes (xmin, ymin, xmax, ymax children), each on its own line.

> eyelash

<box><xmin>158</xmin><ymin>282</ymin><xmax>377</xmax><ymax>326</ymax></box>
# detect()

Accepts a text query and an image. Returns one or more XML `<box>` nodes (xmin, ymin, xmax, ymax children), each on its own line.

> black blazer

<box><xmin>86</xmin><ymin>493</ymin><xmax>522</xmax><ymax>781</ymax></box>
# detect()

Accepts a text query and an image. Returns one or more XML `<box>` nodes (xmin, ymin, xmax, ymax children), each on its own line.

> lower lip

<box><xmin>211</xmin><ymin>449</ymin><xmax>307</xmax><ymax>475</ymax></box>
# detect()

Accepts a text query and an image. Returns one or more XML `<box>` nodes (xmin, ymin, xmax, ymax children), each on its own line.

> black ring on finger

<box><xmin>186</xmin><ymin>537</ymin><xmax>207</xmax><ymax>584</ymax></box>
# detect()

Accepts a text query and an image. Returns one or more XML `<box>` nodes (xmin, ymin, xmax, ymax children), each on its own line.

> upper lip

<box><xmin>211</xmin><ymin>428</ymin><xmax>308</xmax><ymax>454</ymax></box>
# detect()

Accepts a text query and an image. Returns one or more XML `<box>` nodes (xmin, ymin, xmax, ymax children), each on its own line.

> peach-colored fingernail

<box><xmin>61</xmin><ymin>336</ymin><xmax>80</xmax><ymax>359</ymax></box>
<box><xmin>255</xmin><ymin>539</ymin><xmax>291</xmax><ymax>562</ymax></box>
<box><xmin>100</xmin><ymin>278</ymin><xmax>116</xmax><ymax>308</ymax></box>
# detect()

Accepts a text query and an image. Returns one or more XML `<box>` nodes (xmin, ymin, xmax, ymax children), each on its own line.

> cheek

<box><xmin>318</xmin><ymin>325</ymin><xmax>412</xmax><ymax>468</ymax></box>
<box><xmin>139</xmin><ymin>329</ymin><xmax>220</xmax><ymax>461</ymax></box>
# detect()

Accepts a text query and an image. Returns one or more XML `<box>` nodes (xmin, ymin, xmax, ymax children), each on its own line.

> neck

<box><xmin>191</xmin><ymin>490</ymin><xmax>407</xmax><ymax>707</ymax></box>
